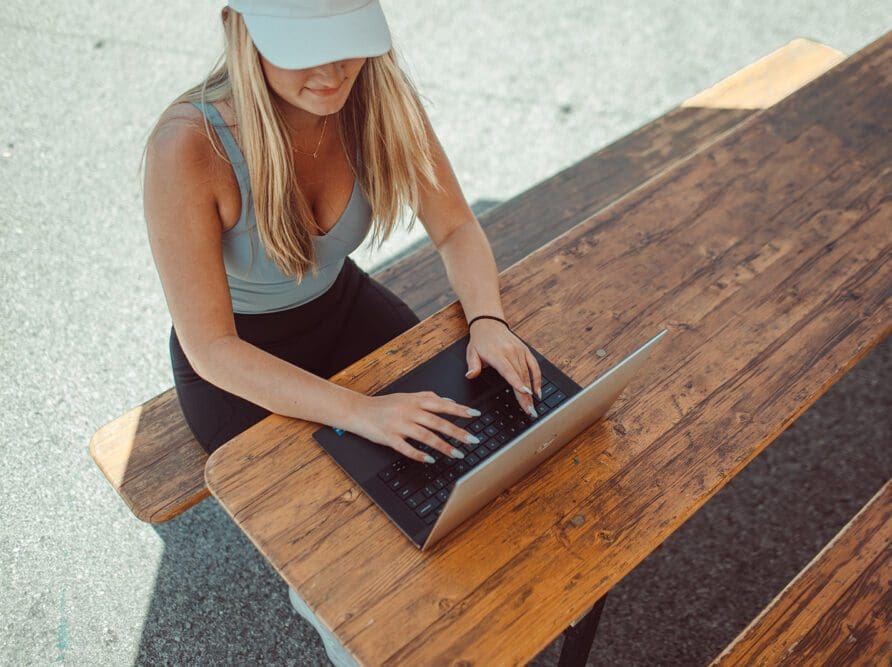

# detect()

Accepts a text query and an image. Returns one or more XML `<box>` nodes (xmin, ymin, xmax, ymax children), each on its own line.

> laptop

<box><xmin>313</xmin><ymin>328</ymin><xmax>668</xmax><ymax>550</ymax></box>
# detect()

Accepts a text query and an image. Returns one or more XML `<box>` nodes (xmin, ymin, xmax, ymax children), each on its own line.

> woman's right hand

<box><xmin>348</xmin><ymin>391</ymin><xmax>483</xmax><ymax>464</ymax></box>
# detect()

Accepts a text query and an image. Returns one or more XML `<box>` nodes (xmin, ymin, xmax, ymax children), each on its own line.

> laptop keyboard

<box><xmin>376</xmin><ymin>375</ymin><xmax>569</xmax><ymax>525</ymax></box>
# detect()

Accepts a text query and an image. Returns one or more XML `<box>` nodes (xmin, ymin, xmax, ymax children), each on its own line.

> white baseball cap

<box><xmin>227</xmin><ymin>0</ymin><xmax>392</xmax><ymax>69</ymax></box>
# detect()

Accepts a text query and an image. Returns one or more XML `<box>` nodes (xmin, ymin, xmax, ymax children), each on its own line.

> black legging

<box><xmin>169</xmin><ymin>257</ymin><xmax>421</xmax><ymax>454</ymax></box>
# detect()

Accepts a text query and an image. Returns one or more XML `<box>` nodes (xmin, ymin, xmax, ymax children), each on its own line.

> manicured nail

<box><xmin>464</xmin><ymin>434</ymin><xmax>480</xmax><ymax>444</ymax></box>
<box><xmin>451</xmin><ymin>448</ymin><xmax>465</xmax><ymax>459</ymax></box>
<box><xmin>444</xmin><ymin>397</ymin><xmax>456</xmax><ymax>402</ymax></box>
<box><xmin>465</xmin><ymin>370</ymin><xmax>473</xmax><ymax>378</ymax></box>
<box><xmin>522</xmin><ymin>385</ymin><xmax>533</xmax><ymax>395</ymax></box>
<box><xmin>528</xmin><ymin>405</ymin><xmax>538</xmax><ymax>419</ymax></box>
<box><xmin>424</xmin><ymin>454</ymin><xmax>435</xmax><ymax>464</ymax></box>
<box><xmin>537</xmin><ymin>387</ymin><xmax>543</xmax><ymax>400</ymax></box>
<box><xmin>466</xmin><ymin>408</ymin><xmax>481</xmax><ymax>417</ymax></box>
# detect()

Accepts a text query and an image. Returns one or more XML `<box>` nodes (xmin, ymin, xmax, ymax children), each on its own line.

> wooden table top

<box><xmin>206</xmin><ymin>32</ymin><xmax>891</xmax><ymax>666</ymax></box>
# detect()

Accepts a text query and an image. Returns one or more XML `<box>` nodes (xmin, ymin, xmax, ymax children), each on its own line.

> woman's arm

<box><xmin>143</xmin><ymin>108</ymin><xmax>365</xmax><ymax>433</ymax></box>
<box><xmin>414</xmin><ymin>115</ymin><xmax>504</xmax><ymax>324</ymax></box>
<box><xmin>414</xmin><ymin>110</ymin><xmax>543</xmax><ymax>412</ymax></box>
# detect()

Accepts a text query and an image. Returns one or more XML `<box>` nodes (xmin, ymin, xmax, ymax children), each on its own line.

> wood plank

<box><xmin>88</xmin><ymin>38</ymin><xmax>845</xmax><ymax>526</ymax></box>
<box><xmin>711</xmin><ymin>480</ymin><xmax>891</xmax><ymax>667</ymax></box>
<box><xmin>204</xmin><ymin>32</ymin><xmax>892</xmax><ymax>666</ymax></box>
<box><xmin>89</xmin><ymin>389</ymin><xmax>208</xmax><ymax>523</ymax></box>
<box><xmin>683</xmin><ymin>37</ymin><xmax>846</xmax><ymax>109</ymax></box>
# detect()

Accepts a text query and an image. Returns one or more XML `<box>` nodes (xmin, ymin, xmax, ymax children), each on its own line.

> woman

<box><xmin>143</xmin><ymin>1</ymin><xmax>543</xmax><ymax>661</ymax></box>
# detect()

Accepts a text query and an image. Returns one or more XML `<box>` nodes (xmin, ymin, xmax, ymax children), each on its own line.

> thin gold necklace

<box><xmin>289</xmin><ymin>114</ymin><xmax>328</xmax><ymax>159</ymax></box>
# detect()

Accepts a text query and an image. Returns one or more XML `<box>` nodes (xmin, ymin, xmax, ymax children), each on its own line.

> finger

<box><xmin>415</xmin><ymin>411</ymin><xmax>477</xmax><ymax>456</ymax></box>
<box><xmin>407</xmin><ymin>423</ymin><xmax>463</xmax><ymax>460</ymax></box>
<box><xmin>389</xmin><ymin>437</ymin><xmax>434</xmax><ymax>464</ymax></box>
<box><xmin>465</xmin><ymin>345</ymin><xmax>483</xmax><ymax>379</ymax></box>
<box><xmin>512</xmin><ymin>347</ymin><xmax>534</xmax><ymax>395</ymax></box>
<box><xmin>507</xmin><ymin>347</ymin><xmax>538</xmax><ymax>417</ymax></box>
<box><xmin>488</xmin><ymin>353</ymin><xmax>537</xmax><ymax>417</ymax></box>
<box><xmin>523</xmin><ymin>346</ymin><xmax>543</xmax><ymax>399</ymax></box>
<box><xmin>420</xmin><ymin>395</ymin><xmax>481</xmax><ymax>420</ymax></box>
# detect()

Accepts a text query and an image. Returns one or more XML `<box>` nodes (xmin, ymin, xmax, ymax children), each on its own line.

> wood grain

<box><xmin>711</xmin><ymin>480</ymin><xmax>891</xmax><ymax>667</ymax></box>
<box><xmin>205</xmin><ymin>31</ymin><xmax>892</xmax><ymax>666</ymax></box>
<box><xmin>88</xmin><ymin>39</ymin><xmax>834</xmax><ymax>524</ymax></box>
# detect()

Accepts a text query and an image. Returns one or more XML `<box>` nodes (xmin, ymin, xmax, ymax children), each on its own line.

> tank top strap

<box><xmin>190</xmin><ymin>101</ymin><xmax>251</xmax><ymax>207</ymax></box>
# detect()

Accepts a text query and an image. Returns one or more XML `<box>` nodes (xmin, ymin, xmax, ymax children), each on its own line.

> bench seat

<box><xmin>89</xmin><ymin>37</ymin><xmax>846</xmax><ymax>523</ymax></box>
<box><xmin>711</xmin><ymin>479</ymin><xmax>891</xmax><ymax>666</ymax></box>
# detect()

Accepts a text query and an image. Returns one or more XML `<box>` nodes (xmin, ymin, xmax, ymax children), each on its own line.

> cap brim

<box><xmin>241</xmin><ymin>0</ymin><xmax>392</xmax><ymax>69</ymax></box>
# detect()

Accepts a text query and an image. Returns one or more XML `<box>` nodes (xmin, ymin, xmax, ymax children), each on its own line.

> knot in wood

<box><xmin>595</xmin><ymin>348</ymin><xmax>607</xmax><ymax>358</ymax></box>
<box><xmin>570</xmin><ymin>514</ymin><xmax>586</xmax><ymax>527</ymax></box>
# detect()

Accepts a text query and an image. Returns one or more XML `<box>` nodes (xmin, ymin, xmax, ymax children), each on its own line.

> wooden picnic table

<box><xmin>205</xmin><ymin>32</ymin><xmax>891</xmax><ymax>665</ymax></box>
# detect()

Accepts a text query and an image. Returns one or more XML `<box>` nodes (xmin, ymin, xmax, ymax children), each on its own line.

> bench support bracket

<box><xmin>557</xmin><ymin>593</ymin><xmax>607</xmax><ymax>667</ymax></box>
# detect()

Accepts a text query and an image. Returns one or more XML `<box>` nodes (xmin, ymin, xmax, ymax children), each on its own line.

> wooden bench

<box><xmin>89</xmin><ymin>37</ymin><xmax>845</xmax><ymax>524</ymax></box>
<box><xmin>711</xmin><ymin>479</ymin><xmax>891</xmax><ymax>666</ymax></box>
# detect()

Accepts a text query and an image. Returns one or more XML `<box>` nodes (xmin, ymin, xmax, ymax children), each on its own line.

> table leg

<box><xmin>557</xmin><ymin>593</ymin><xmax>608</xmax><ymax>667</ymax></box>
<box><xmin>289</xmin><ymin>586</ymin><xmax>361</xmax><ymax>667</ymax></box>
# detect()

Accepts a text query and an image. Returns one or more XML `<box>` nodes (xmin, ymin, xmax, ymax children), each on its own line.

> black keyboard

<box><xmin>376</xmin><ymin>375</ymin><xmax>569</xmax><ymax>525</ymax></box>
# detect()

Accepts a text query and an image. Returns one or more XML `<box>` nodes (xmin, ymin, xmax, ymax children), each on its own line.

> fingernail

<box><xmin>445</xmin><ymin>397</ymin><xmax>456</xmax><ymax>402</ymax></box>
<box><xmin>465</xmin><ymin>369</ymin><xmax>474</xmax><ymax>377</ymax></box>
<box><xmin>528</xmin><ymin>405</ymin><xmax>538</xmax><ymax>419</ymax></box>
<box><xmin>522</xmin><ymin>385</ymin><xmax>533</xmax><ymax>395</ymax></box>
<box><xmin>424</xmin><ymin>454</ymin><xmax>435</xmax><ymax>464</ymax></box>
<box><xmin>451</xmin><ymin>448</ymin><xmax>465</xmax><ymax>459</ymax></box>
<box><xmin>466</xmin><ymin>408</ymin><xmax>481</xmax><ymax>417</ymax></box>
<box><xmin>537</xmin><ymin>387</ymin><xmax>543</xmax><ymax>400</ymax></box>
<box><xmin>464</xmin><ymin>434</ymin><xmax>480</xmax><ymax>444</ymax></box>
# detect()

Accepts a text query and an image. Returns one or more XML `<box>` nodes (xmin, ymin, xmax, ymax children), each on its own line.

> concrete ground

<box><xmin>1</xmin><ymin>1</ymin><xmax>889</xmax><ymax>664</ymax></box>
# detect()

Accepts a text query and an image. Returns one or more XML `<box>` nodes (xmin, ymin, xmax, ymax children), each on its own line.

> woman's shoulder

<box><xmin>144</xmin><ymin>101</ymin><xmax>243</xmax><ymax>231</ymax></box>
<box><xmin>146</xmin><ymin>101</ymin><xmax>242</xmax><ymax>201</ymax></box>
<box><xmin>148</xmin><ymin>102</ymin><xmax>219</xmax><ymax>167</ymax></box>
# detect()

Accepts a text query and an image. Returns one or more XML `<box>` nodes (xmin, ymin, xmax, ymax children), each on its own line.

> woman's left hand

<box><xmin>464</xmin><ymin>320</ymin><xmax>542</xmax><ymax>419</ymax></box>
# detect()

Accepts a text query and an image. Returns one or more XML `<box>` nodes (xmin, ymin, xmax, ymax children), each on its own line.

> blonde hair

<box><xmin>147</xmin><ymin>9</ymin><xmax>441</xmax><ymax>280</ymax></box>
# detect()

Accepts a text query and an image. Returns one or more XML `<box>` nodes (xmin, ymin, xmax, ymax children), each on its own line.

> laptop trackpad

<box><xmin>373</xmin><ymin>343</ymin><xmax>504</xmax><ymax>406</ymax></box>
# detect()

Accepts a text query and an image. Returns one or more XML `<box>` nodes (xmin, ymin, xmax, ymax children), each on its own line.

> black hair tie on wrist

<box><xmin>467</xmin><ymin>315</ymin><xmax>511</xmax><ymax>331</ymax></box>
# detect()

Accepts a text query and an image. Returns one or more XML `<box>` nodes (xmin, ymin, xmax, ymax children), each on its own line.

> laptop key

<box><xmin>436</xmin><ymin>488</ymin><xmax>450</xmax><ymax>503</ymax></box>
<box><xmin>407</xmin><ymin>491</ymin><xmax>425</xmax><ymax>509</ymax></box>
<box><xmin>423</xmin><ymin>513</ymin><xmax>437</xmax><ymax>525</ymax></box>
<box><xmin>465</xmin><ymin>453</ymin><xmax>479</xmax><ymax>466</ymax></box>
<box><xmin>541</xmin><ymin>383</ymin><xmax>557</xmax><ymax>398</ymax></box>
<box><xmin>422</xmin><ymin>484</ymin><xmax>437</xmax><ymax>498</ymax></box>
<box><xmin>415</xmin><ymin>496</ymin><xmax>442</xmax><ymax>518</ymax></box>
<box><xmin>545</xmin><ymin>391</ymin><xmax>566</xmax><ymax>408</ymax></box>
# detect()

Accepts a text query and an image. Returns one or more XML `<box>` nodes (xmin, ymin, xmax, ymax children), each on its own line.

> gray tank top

<box><xmin>191</xmin><ymin>101</ymin><xmax>372</xmax><ymax>314</ymax></box>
